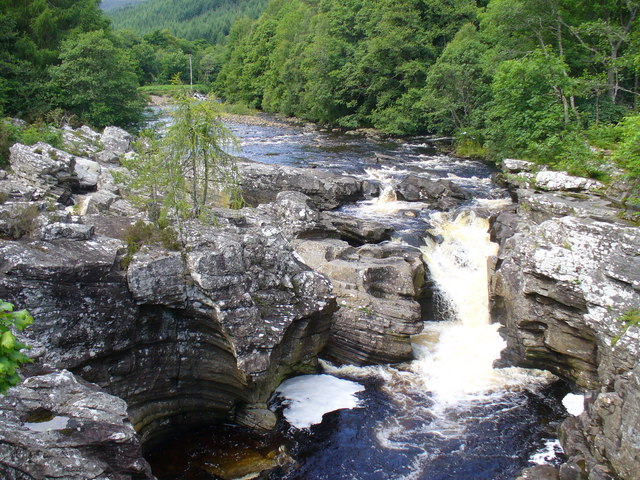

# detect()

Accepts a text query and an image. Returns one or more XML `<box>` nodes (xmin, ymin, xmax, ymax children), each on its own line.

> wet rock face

<box><xmin>263</xmin><ymin>190</ymin><xmax>393</xmax><ymax>245</ymax></box>
<box><xmin>493</xmin><ymin>215</ymin><xmax>639</xmax><ymax>389</ymax></box>
<box><xmin>395</xmin><ymin>174</ymin><xmax>470</xmax><ymax>210</ymax></box>
<box><xmin>130</xmin><ymin>212</ymin><xmax>337</xmax><ymax>384</ymax></box>
<box><xmin>265</xmin><ymin>191</ymin><xmax>425</xmax><ymax>364</ymax></box>
<box><xmin>295</xmin><ymin>239</ymin><xmax>425</xmax><ymax>364</ymax></box>
<box><xmin>0</xmin><ymin>370</ymin><xmax>154</xmax><ymax>480</ymax></box>
<box><xmin>491</xmin><ymin>180</ymin><xmax>640</xmax><ymax>480</ymax></box>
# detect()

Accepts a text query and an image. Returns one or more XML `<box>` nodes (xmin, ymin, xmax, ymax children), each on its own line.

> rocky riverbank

<box><xmin>1</xmin><ymin>121</ymin><xmax>638</xmax><ymax>480</ymax></box>
<box><xmin>0</xmin><ymin>123</ymin><xmax>447</xmax><ymax>478</ymax></box>
<box><xmin>491</xmin><ymin>159</ymin><xmax>640</xmax><ymax>480</ymax></box>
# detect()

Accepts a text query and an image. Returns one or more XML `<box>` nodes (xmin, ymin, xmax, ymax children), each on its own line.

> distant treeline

<box><xmin>100</xmin><ymin>0</ymin><xmax>145</xmax><ymax>13</ymax></box>
<box><xmin>107</xmin><ymin>0</ymin><xmax>268</xmax><ymax>44</ymax></box>
<box><xmin>213</xmin><ymin>0</ymin><xmax>640</xmax><ymax>181</ymax></box>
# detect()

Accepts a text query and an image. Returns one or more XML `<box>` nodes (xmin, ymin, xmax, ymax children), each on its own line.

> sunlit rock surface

<box><xmin>492</xmin><ymin>176</ymin><xmax>640</xmax><ymax>480</ymax></box>
<box><xmin>264</xmin><ymin>191</ymin><xmax>424</xmax><ymax>364</ymax></box>
<box><xmin>239</xmin><ymin>161</ymin><xmax>374</xmax><ymax>210</ymax></box>
<box><xmin>0</xmin><ymin>370</ymin><xmax>154</xmax><ymax>480</ymax></box>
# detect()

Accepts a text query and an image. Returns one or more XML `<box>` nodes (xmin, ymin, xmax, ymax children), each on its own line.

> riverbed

<box><xmin>147</xmin><ymin>113</ymin><xmax>571</xmax><ymax>480</ymax></box>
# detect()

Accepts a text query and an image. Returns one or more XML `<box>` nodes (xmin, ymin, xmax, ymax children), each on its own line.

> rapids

<box><xmin>146</xmin><ymin>113</ymin><xmax>571</xmax><ymax>480</ymax></box>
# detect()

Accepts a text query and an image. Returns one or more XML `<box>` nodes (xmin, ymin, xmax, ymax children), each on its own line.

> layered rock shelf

<box><xmin>491</xmin><ymin>161</ymin><xmax>640</xmax><ymax>480</ymax></box>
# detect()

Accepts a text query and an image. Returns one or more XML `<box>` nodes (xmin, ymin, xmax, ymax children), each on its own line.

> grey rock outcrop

<box><xmin>395</xmin><ymin>174</ymin><xmax>470</xmax><ymax>210</ymax></box>
<box><xmin>294</xmin><ymin>238</ymin><xmax>425</xmax><ymax>364</ymax></box>
<box><xmin>40</xmin><ymin>222</ymin><xmax>94</xmax><ymax>241</ymax></box>
<box><xmin>263</xmin><ymin>191</ymin><xmax>424</xmax><ymax>364</ymax></box>
<box><xmin>9</xmin><ymin>143</ymin><xmax>78</xmax><ymax>193</ymax></box>
<box><xmin>516</xmin><ymin>189</ymin><xmax>622</xmax><ymax>224</ymax></box>
<box><xmin>100</xmin><ymin>126</ymin><xmax>133</xmax><ymax>156</ymax></box>
<box><xmin>491</xmin><ymin>179</ymin><xmax>640</xmax><ymax>479</ymax></box>
<box><xmin>62</xmin><ymin>125</ymin><xmax>102</xmax><ymax>156</ymax></box>
<box><xmin>502</xmin><ymin>158</ymin><xmax>537</xmax><ymax>173</ymax></box>
<box><xmin>535</xmin><ymin>170</ymin><xmax>605</xmax><ymax>192</ymax></box>
<box><xmin>0</xmin><ymin>206</ymin><xmax>336</xmax><ymax>448</ymax></box>
<box><xmin>0</xmin><ymin>370</ymin><xmax>154</xmax><ymax>480</ymax></box>
<box><xmin>239</xmin><ymin>161</ymin><xmax>373</xmax><ymax>210</ymax></box>
<box><xmin>74</xmin><ymin>157</ymin><xmax>101</xmax><ymax>190</ymax></box>
<box><xmin>263</xmin><ymin>190</ymin><xmax>393</xmax><ymax>245</ymax></box>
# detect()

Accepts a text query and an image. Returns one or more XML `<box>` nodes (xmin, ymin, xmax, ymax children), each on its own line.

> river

<box><xmin>147</xmin><ymin>114</ymin><xmax>571</xmax><ymax>480</ymax></box>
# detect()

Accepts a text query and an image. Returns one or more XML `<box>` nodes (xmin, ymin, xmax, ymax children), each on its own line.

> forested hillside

<box><xmin>0</xmin><ymin>0</ymin><xmax>218</xmax><ymax>133</ymax></box>
<box><xmin>0</xmin><ymin>0</ymin><xmax>145</xmax><ymax>129</ymax></box>
<box><xmin>100</xmin><ymin>0</ymin><xmax>145</xmax><ymax>12</ymax></box>
<box><xmin>214</xmin><ymin>0</ymin><xmax>640</xmax><ymax>182</ymax></box>
<box><xmin>107</xmin><ymin>0</ymin><xmax>268</xmax><ymax>43</ymax></box>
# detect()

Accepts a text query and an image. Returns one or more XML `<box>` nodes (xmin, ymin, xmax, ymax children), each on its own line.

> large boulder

<box><xmin>239</xmin><ymin>161</ymin><xmax>372</xmax><ymax>210</ymax></box>
<box><xmin>535</xmin><ymin>170</ymin><xmax>604</xmax><ymax>192</ymax></box>
<box><xmin>262</xmin><ymin>190</ymin><xmax>419</xmax><ymax>364</ymax></box>
<box><xmin>61</xmin><ymin>125</ymin><xmax>102</xmax><ymax>156</ymax></box>
<box><xmin>9</xmin><ymin>143</ymin><xmax>78</xmax><ymax>192</ymax></box>
<box><xmin>515</xmin><ymin>189</ymin><xmax>622</xmax><ymax>224</ymax></box>
<box><xmin>0</xmin><ymin>206</ymin><xmax>336</xmax><ymax>448</ymax></box>
<box><xmin>395</xmin><ymin>174</ymin><xmax>470</xmax><ymax>210</ymax></box>
<box><xmin>491</xmin><ymin>191</ymin><xmax>640</xmax><ymax>480</ymax></box>
<box><xmin>294</xmin><ymin>238</ymin><xmax>425</xmax><ymax>364</ymax></box>
<box><xmin>73</xmin><ymin>157</ymin><xmax>102</xmax><ymax>190</ymax></box>
<box><xmin>0</xmin><ymin>370</ymin><xmax>154</xmax><ymax>480</ymax></box>
<box><xmin>263</xmin><ymin>191</ymin><xmax>393</xmax><ymax>245</ymax></box>
<box><xmin>100</xmin><ymin>126</ymin><xmax>133</xmax><ymax>156</ymax></box>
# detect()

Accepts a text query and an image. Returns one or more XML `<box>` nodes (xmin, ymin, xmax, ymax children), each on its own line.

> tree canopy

<box><xmin>0</xmin><ymin>0</ymin><xmax>146</xmax><ymax>127</ymax></box>
<box><xmin>211</xmin><ymin>0</ymin><xmax>640</xmax><ymax>183</ymax></box>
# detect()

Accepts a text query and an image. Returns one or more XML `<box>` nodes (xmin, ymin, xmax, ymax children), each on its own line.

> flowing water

<box><xmin>147</xmin><ymin>113</ymin><xmax>571</xmax><ymax>480</ymax></box>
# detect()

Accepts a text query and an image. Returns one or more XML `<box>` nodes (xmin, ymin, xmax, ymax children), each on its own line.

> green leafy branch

<box><xmin>612</xmin><ymin>309</ymin><xmax>640</xmax><ymax>347</ymax></box>
<box><xmin>0</xmin><ymin>301</ymin><xmax>33</xmax><ymax>394</ymax></box>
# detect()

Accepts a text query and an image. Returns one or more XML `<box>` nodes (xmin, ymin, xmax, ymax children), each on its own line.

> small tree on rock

<box><xmin>163</xmin><ymin>93</ymin><xmax>242</xmax><ymax>219</ymax></box>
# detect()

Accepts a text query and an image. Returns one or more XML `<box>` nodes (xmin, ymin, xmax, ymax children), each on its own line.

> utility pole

<box><xmin>189</xmin><ymin>54</ymin><xmax>193</xmax><ymax>92</ymax></box>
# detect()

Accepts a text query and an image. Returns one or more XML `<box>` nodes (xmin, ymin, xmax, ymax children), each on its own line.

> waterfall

<box><xmin>413</xmin><ymin>210</ymin><xmax>551</xmax><ymax>405</ymax></box>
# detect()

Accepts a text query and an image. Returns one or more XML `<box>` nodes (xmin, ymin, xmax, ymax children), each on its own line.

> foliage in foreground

<box><xmin>0</xmin><ymin>301</ymin><xmax>33</xmax><ymax>394</ymax></box>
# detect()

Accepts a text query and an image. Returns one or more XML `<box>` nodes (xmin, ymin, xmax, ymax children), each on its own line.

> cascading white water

<box><xmin>414</xmin><ymin>210</ymin><xmax>552</xmax><ymax>405</ymax></box>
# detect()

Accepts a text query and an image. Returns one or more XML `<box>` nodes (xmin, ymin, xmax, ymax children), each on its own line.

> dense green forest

<box><xmin>107</xmin><ymin>0</ymin><xmax>268</xmax><ymax>44</ymax></box>
<box><xmin>1</xmin><ymin>0</ymin><xmax>639</xmax><ymax>190</ymax></box>
<box><xmin>214</xmin><ymin>0</ymin><xmax>640</xmax><ymax>182</ymax></box>
<box><xmin>0</xmin><ymin>0</ymin><xmax>223</xmax><ymax>129</ymax></box>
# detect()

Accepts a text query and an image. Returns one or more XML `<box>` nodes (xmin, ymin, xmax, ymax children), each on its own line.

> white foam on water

<box><xmin>530</xmin><ymin>439</ymin><xmax>564</xmax><ymax>465</ymax></box>
<box><xmin>422</xmin><ymin>211</ymin><xmax>498</xmax><ymax>327</ymax></box>
<box><xmin>274</xmin><ymin>374</ymin><xmax>365</xmax><ymax>429</ymax></box>
<box><xmin>562</xmin><ymin>393</ymin><xmax>585</xmax><ymax>416</ymax></box>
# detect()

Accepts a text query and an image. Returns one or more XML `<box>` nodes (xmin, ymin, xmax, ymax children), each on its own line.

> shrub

<box><xmin>0</xmin><ymin>300</ymin><xmax>33</xmax><ymax>394</ymax></box>
<box><xmin>0</xmin><ymin>119</ymin><xmax>63</xmax><ymax>167</ymax></box>
<box><xmin>121</xmin><ymin>220</ymin><xmax>181</xmax><ymax>268</ymax></box>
